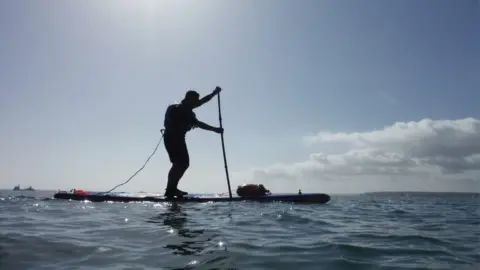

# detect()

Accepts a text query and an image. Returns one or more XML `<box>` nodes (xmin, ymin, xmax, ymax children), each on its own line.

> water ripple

<box><xmin>1</xmin><ymin>191</ymin><xmax>479</xmax><ymax>270</ymax></box>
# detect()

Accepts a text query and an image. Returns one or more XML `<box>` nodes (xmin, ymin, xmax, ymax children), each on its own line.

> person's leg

<box><xmin>164</xmin><ymin>135</ymin><xmax>189</xmax><ymax>197</ymax></box>
<box><xmin>167</xmin><ymin>163</ymin><xmax>188</xmax><ymax>195</ymax></box>
<box><xmin>165</xmin><ymin>165</ymin><xmax>178</xmax><ymax>193</ymax></box>
<box><xmin>165</xmin><ymin>163</ymin><xmax>188</xmax><ymax>196</ymax></box>
<box><xmin>173</xmin><ymin>140</ymin><xmax>190</xmax><ymax>195</ymax></box>
<box><xmin>164</xmin><ymin>134</ymin><xmax>180</xmax><ymax>197</ymax></box>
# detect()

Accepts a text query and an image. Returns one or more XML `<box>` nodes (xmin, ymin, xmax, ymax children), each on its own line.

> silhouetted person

<box><xmin>163</xmin><ymin>87</ymin><xmax>223</xmax><ymax>199</ymax></box>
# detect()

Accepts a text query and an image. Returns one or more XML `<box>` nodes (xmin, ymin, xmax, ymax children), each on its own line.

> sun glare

<box><xmin>117</xmin><ymin>0</ymin><xmax>161</xmax><ymax>11</ymax></box>
<box><xmin>114</xmin><ymin>0</ymin><xmax>197</xmax><ymax>13</ymax></box>
<box><xmin>103</xmin><ymin>0</ymin><xmax>203</xmax><ymax>23</ymax></box>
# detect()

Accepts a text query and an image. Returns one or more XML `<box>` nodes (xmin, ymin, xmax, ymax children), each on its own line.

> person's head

<box><xmin>181</xmin><ymin>90</ymin><xmax>200</xmax><ymax>108</ymax></box>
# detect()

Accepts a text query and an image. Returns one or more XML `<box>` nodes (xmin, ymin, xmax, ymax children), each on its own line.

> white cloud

<box><xmin>240</xmin><ymin>118</ymin><xmax>480</xmax><ymax>193</ymax></box>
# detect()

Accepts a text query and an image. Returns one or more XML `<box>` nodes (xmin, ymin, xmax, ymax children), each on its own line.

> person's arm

<box><xmin>195</xmin><ymin>120</ymin><xmax>223</xmax><ymax>133</ymax></box>
<box><xmin>193</xmin><ymin>86</ymin><xmax>221</xmax><ymax>108</ymax></box>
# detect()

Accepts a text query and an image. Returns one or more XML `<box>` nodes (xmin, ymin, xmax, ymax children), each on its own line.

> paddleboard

<box><xmin>53</xmin><ymin>190</ymin><xmax>330</xmax><ymax>204</ymax></box>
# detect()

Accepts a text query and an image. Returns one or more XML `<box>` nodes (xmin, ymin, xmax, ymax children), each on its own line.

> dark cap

<box><xmin>184</xmin><ymin>90</ymin><xmax>200</xmax><ymax>101</ymax></box>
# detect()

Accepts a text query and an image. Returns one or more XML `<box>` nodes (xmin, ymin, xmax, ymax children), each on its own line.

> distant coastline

<box><xmin>363</xmin><ymin>191</ymin><xmax>479</xmax><ymax>196</ymax></box>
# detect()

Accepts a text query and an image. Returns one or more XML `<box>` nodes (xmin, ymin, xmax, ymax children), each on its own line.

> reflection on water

<box><xmin>146</xmin><ymin>203</ymin><xmax>236</xmax><ymax>269</ymax></box>
<box><xmin>147</xmin><ymin>203</ymin><xmax>211</xmax><ymax>256</ymax></box>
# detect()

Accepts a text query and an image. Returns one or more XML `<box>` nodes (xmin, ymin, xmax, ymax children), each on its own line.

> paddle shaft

<box><xmin>217</xmin><ymin>93</ymin><xmax>233</xmax><ymax>199</ymax></box>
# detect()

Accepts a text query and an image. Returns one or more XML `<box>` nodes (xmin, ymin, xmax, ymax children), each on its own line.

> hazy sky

<box><xmin>1</xmin><ymin>0</ymin><xmax>479</xmax><ymax>194</ymax></box>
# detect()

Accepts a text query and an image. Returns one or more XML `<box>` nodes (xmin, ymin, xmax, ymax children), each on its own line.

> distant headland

<box><xmin>13</xmin><ymin>185</ymin><xmax>35</xmax><ymax>191</ymax></box>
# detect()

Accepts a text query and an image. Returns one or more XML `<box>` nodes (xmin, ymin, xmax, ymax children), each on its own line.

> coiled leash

<box><xmin>104</xmin><ymin>129</ymin><xmax>165</xmax><ymax>193</ymax></box>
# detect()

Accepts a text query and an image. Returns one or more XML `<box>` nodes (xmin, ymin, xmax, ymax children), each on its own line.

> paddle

<box><xmin>217</xmin><ymin>92</ymin><xmax>233</xmax><ymax>199</ymax></box>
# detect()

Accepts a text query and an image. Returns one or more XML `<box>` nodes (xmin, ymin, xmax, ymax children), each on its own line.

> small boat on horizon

<box><xmin>13</xmin><ymin>185</ymin><xmax>35</xmax><ymax>191</ymax></box>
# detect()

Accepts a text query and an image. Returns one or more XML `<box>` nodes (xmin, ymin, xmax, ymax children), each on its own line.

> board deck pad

<box><xmin>53</xmin><ymin>190</ymin><xmax>330</xmax><ymax>204</ymax></box>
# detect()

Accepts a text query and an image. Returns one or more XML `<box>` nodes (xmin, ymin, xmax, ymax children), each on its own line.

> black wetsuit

<box><xmin>163</xmin><ymin>103</ymin><xmax>198</xmax><ymax>167</ymax></box>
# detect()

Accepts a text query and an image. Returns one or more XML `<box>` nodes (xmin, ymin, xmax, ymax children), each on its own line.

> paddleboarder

<box><xmin>163</xmin><ymin>87</ymin><xmax>224</xmax><ymax>199</ymax></box>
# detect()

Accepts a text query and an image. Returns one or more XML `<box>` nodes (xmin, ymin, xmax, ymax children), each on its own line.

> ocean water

<box><xmin>0</xmin><ymin>190</ymin><xmax>479</xmax><ymax>270</ymax></box>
